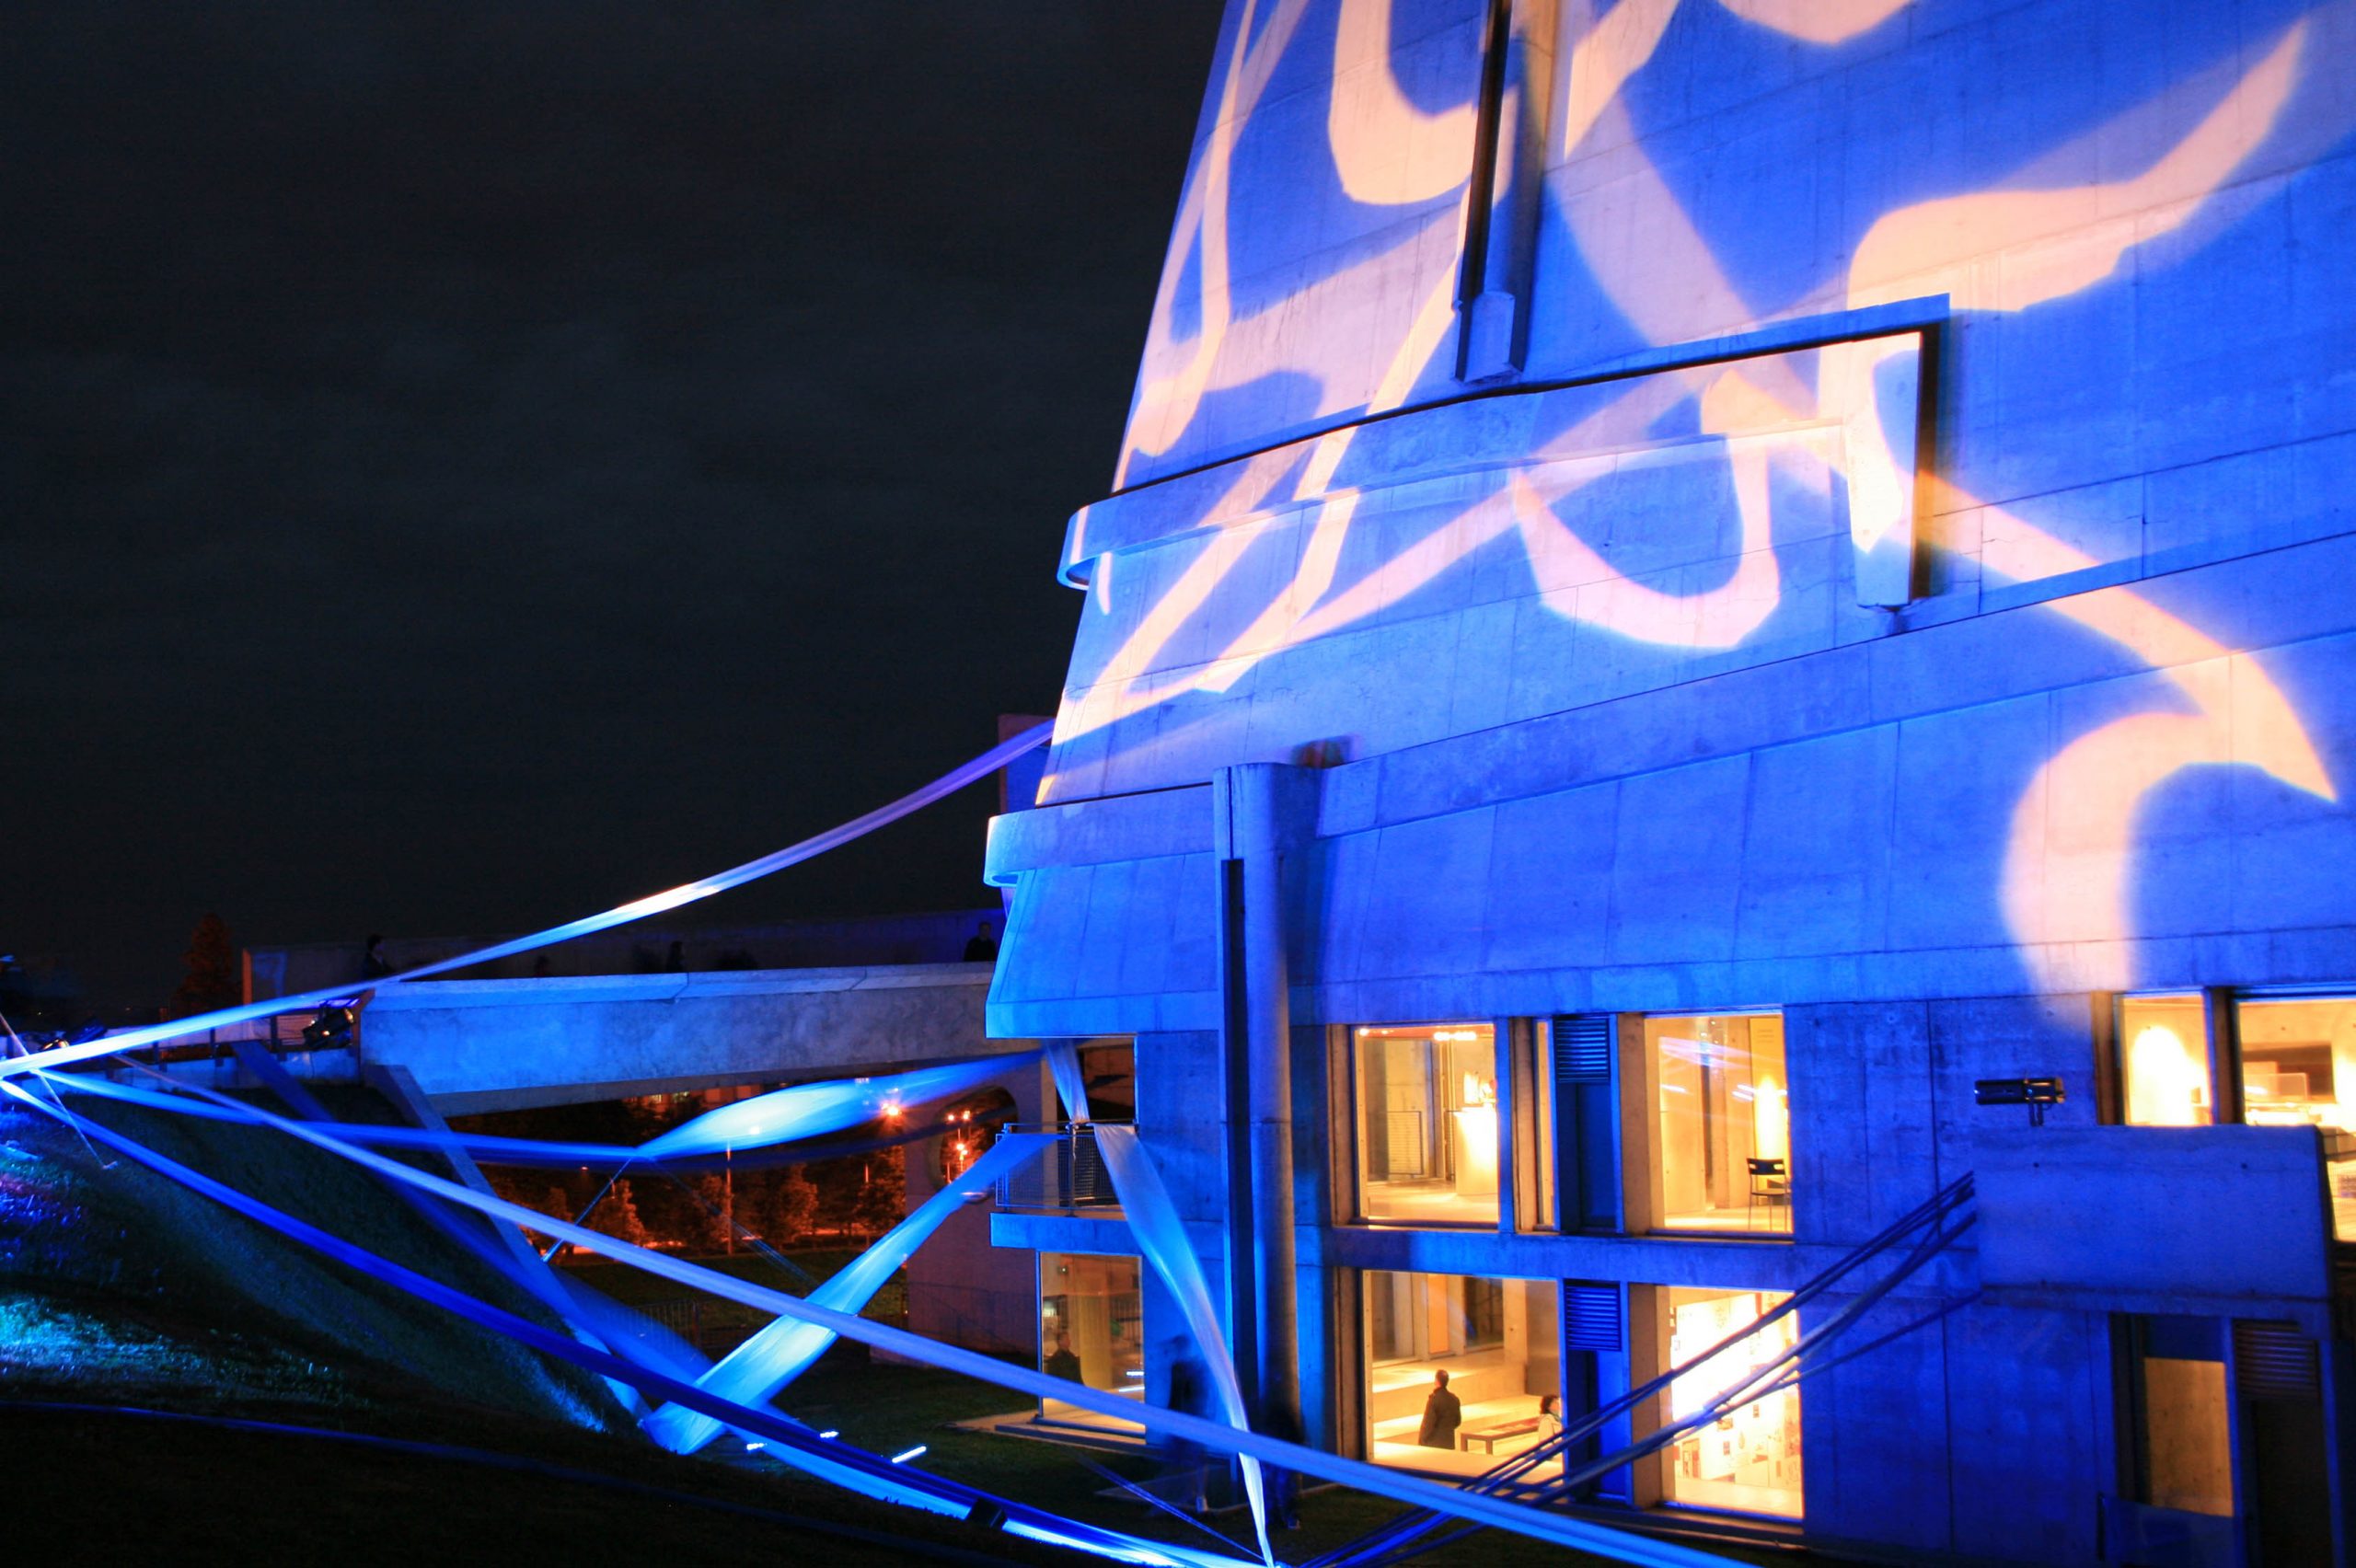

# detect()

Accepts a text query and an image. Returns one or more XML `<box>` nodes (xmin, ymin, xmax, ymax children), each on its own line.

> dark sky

<box><xmin>0</xmin><ymin>2</ymin><xmax>1225</xmax><ymax>1007</ymax></box>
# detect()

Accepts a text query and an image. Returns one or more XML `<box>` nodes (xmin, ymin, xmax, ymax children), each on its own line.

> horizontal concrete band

<box><xmin>1062</xmin><ymin>299</ymin><xmax>1950</xmax><ymax>582</ymax></box>
<box><xmin>364</xmin><ymin>963</ymin><xmax>997</xmax><ymax>1009</ymax></box>
<box><xmin>362</xmin><ymin>963</ymin><xmax>1020</xmax><ymax>1114</ymax></box>
<box><xmin>1008</xmin><ymin>525</ymin><xmax>2356</xmax><ymax>880</ymax></box>
<box><xmin>985</xmin><ymin>926</ymin><xmax>2356</xmax><ymax>1040</ymax></box>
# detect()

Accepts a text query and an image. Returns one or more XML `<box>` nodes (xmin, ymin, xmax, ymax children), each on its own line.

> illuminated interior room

<box><xmin>2234</xmin><ymin>995</ymin><xmax>2356</xmax><ymax>1239</ymax></box>
<box><xmin>1355</xmin><ymin>1024</ymin><xmax>1501</xmax><ymax>1225</ymax></box>
<box><xmin>1645</xmin><ymin>1014</ymin><xmax>1790</xmax><ymax>1234</ymax></box>
<box><xmin>1035</xmin><ymin>1251</ymin><xmax>1144</xmax><ymax>1433</ymax></box>
<box><xmin>1660</xmin><ymin>1288</ymin><xmax>1801</xmax><ymax>1519</ymax></box>
<box><xmin>2119</xmin><ymin>993</ymin><xmax>2215</xmax><ymax>1127</ymax></box>
<box><xmin>1362</xmin><ymin>1270</ymin><xmax>1561</xmax><ymax>1480</ymax></box>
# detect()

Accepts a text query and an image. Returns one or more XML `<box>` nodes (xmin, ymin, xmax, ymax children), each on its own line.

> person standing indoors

<box><xmin>1418</xmin><ymin>1369</ymin><xmax>1461</xmax><ymax>1448</ymax></box>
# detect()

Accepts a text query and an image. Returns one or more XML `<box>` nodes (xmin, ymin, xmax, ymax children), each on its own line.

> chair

<box><xmin>1746</xmin><ymin>1158</ymin><xmax>1791</xmax><ymax>1229</ymax></box>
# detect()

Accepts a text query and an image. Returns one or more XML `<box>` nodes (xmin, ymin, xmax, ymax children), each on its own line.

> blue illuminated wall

<box><xmin>987</xmin><ymin>3</ymin><xmax>2356</xmax><ymax>1562</ymax></box>
<box><xmin>1002</xmin><ymin>0</ymin><xmax>2356</xmax><ymax>1023</ymax></box>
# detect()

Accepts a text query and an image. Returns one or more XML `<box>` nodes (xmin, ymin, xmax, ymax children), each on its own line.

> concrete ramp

<box><xmin>360</xmin><ymin>962</ymin><xmax>1017</xmax><ymax>1113</ymax></box>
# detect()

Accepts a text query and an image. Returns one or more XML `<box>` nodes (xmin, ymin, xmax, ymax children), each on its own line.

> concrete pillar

<box><xmin>1213</xmin><ymin>762</ymin><xmax>1318</xmax><ymax>1441</ymax></box>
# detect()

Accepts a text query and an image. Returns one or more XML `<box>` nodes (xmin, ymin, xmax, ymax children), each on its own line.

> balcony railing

<box><xmin>994</xmin><ymin>1122</ymin><xmax>1129</xmax><ymax>1214</ymax></box>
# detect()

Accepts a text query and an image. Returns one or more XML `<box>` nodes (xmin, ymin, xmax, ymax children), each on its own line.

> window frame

<box><xmin>1339</xmin><ymin>1017</ymin><xmax>1512</xmax><ymax>1230</ymax></box>
<box><xmin>1629</xmin><ymin>1009</ymin><xmax>1794</xmax><ymax>1241</ymax></box>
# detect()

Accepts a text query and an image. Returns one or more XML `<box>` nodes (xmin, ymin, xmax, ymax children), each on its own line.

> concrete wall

<box><xmin>987</xmin><ymin>3</ymin><xmax>2356</xmax><ymax>1561</ymax></box>
<box><xmin>1977</xmin><ymin>1124</ymin><xmax>2337</xmax><ymax>1310</ymax></box>
<box><xmin>362</xmin><ymin>963</ymin><xmax>1016</xmax><ymax>1113</ymax></box>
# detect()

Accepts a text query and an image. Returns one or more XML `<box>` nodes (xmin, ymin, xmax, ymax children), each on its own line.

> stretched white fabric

<box><xmin>1045</xmin><ymin>1034</ymin><xmax>1093</xmax><ymax>1124</ymax></box>
<box><xmin>641</xmin><ymin>1132</ymin><xmax>1056</xmax><ymax>1455</ymax></box>
<box><xmin>3</xmin><ymin>1080</ymin><xmax>1257</xmax><ymax>1568</ymax></box>
<box><xmin>1093</xmin><ymin>1124</ymin><xmax>1271</xmax><ymax>1568</ymax></box>
<box><xmin>1</xmin><ymin>721</ymin><xmax>1053</xmax><ymax>1082</ymax></box>
<box><xmin>47</xmin><ymin>1055</ymin><xmax>1036</xmax><ymax>1167</ymax></box>
<box><xmin>40</xmin><ymin>1067</ymin><xmax>1730</xmax><ymax>1566</ymax></box>
<box><xmin>640</xmin><ymin>1054</ymin><xmax>1039</xmax><ymax>1159</ymax></box>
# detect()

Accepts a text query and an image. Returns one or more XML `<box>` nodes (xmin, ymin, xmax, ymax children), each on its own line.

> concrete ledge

<box><xmin>990</xmin><ymin>1211</ymin><xmax>1140</xmax><ymax>1255</ymax></box>
<box><xmin>365</xmin><ymin>963</ymin><xmax>995</xmax><ymax>1011</ymax></box>
<box><xmin>984</xmin><ymin>787</ymin><xmax>1211</xmax><ymax>885</ymax></box>
<box><xmin>1977</xmin><ymin>1124</ymin><xmax>2334</xmax><ymax>1307</ymax></box>
<box><xmin>362</xmin><ymin>963</ymin><xmax>1019</xmax><ymax>1113</ymax></box>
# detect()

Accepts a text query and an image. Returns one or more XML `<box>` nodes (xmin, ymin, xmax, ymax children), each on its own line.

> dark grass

<box><xmin>561</xmin><ymin>1244</ymin><xmax>907</xmax><ymax>1355</ymax></box>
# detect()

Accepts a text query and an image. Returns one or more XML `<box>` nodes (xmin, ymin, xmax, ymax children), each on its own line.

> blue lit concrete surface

<box><xmin>10</xmin><ymin>5</ymin><xmax>2356</xmax><ymax>1566</ymax></box>
<box><xmin>984</xmin><ymin>1</ymin><xmax>2356</xmax><ymax>1563</ymax></box>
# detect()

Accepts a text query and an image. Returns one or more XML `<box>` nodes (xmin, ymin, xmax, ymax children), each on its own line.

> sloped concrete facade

<box><xmin>987</xmin><ymin>2</ymin><xmax>2356</xmax><ymax>1562</ymax></box>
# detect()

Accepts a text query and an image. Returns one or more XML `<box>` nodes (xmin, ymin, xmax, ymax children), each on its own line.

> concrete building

<box><xmin>235</xmin><ymin>911</ymin><xmax>1047</xmax><ymax>1363</ymax></box>
<box><xmin>982</xmin><ymin>3</ymin><xmax>2356</xmax><ymax>1562</ymax></box>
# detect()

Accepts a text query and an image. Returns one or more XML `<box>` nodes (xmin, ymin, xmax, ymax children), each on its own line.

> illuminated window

<box><xmin>1644</xmin><ymin>1013</ymin><xmax>1790</xmax><ymax>1234</ymax></box>
<box><xmin>2234</xmin><ymin>996</ymin><xmax>2356</xmax><ymax>1239</ymax></box>
<box><xmin>1362</xmin><ymin>1270</ymin><xmax>1561</xmax><ymax>1478</ymax></box>
<box><xmin>1037</xmin><ymin>1252</ymin><xmax>1143</xmax><ymax>1431</ymax></box>
<box><xmin>1662</xmin><ymin>1287</ymin><xmax>1802</xmax><ymax>1518</ymax></box>
<box><xmin>2119</xmin><ymin>993</ymin><xmax>2213</xmax><ymax>1126</ymax></box>
<box><xmin>2234</xmin><ymin>996</ymin><xmax>2353</xmax><ymax>1130</ymax></box>
<box><xmin>1519</xmin><ymin>1019</ymin><xmax>1558</xmax><ymax>1231</ymax></box>
<box><xmin>1354</xmin><ymin>1023</ymin><xmax>1500</xmax><ymax>1226</ymax></box>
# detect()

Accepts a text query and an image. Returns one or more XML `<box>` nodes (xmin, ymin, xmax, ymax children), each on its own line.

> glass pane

<box><xmin>1355</xmin><ymin>1023</ymin><xmax>1500</xmax><ymax>1226</ymax></box>
<box><xmin>1363</xmin><ymin>1271</ymin><xmax>1563</xmax><ymax>1479</ymax></box>
<box><xmin>1646</xmin><ymin>1014</ymin><xmax>1790</xmax><ymax>1234</ymax></box>
<box><xmin>2235</xmin><ymin>997</ymin><xmax>2355</xmax><ymax>1130</ymax></box>
<box><xmin>1664</xmin><ymin>1287</ymin><xmax>1803</xmax><ymax>1518</ymax></box>
<box><xmin>1038</xmin><ymin>1252</ymin><xmax>1144</xmax><ymax>1430</ymax></box>
<box><xmin>2236</xmin><ymin>996</ymin><xmax>2356</xmax><ymax>1239</ymax></box>
<box><xmin>1525</xmin><ymin>1020</ymin><xmax>1557</xmax><ymax>1231</ymax></box>
<box><xmin>2119</xmin><ymin>993</ymin><xmax>2212</xmax><ymax>1125</ymax></box>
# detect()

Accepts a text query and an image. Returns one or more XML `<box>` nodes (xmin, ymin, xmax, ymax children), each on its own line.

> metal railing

<box><xmin>993</xmin><ymin>1122</ymin><xmax>1129</xmax><ymax>1213</ymax></box>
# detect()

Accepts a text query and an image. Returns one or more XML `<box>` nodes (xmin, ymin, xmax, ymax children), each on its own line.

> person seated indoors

<box><xmin>1044</xmin><ymin>1332</ymin><xmax>1083</xmax><ymax>1383</ymax></box>
<box><xmin>1538</xmin><ymin>1392</ymin><xmax>1563</xmax><ymax>1441</ymax></box>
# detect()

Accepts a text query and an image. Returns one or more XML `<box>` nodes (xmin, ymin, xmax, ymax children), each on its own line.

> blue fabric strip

<box><xmin>1045</xmin><ymin>1037</ymin><xmax>1093</xmax><ymax>1124</ymax></box>
<box><xmin>3</xmin><ymin>1080</ymin><xmax>1253</xmax><ymax>1568</ymax></box>
<box><xmin>642</xmin><ymin>1132</ymin><xmax>1056</xmax><ymax>1455</ymax></box>
<box><xmin>33</xmin><ymin>1067</ymin><xmax>1737</xmax><ymax>1566</ymax></box>
<box><xmin>1094</xmin><ymin>1125</ymin><xmax>1271</xmax><ymax>1566</ymax></box>
<box><xmin>4</xmin><ymin>721</ymin><xmax>1053</xmax><ymax>1079</ymax></box>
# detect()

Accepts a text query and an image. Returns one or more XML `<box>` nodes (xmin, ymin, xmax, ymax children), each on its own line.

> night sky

<box><xmin>1</xmin><ymin>3</ymin><xmax>1226</xmax><ymax>1008</ymax></box>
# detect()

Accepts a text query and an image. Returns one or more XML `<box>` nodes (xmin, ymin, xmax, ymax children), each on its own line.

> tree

<box><xmin>684</xmin><ymin>1172</ymin><xmax>732</xmax><ymax>1253</ymax></box>
<box><xmin>852</xmin><ymin>1147</ymin><xmax>907</xmax><ymax>1238</ymax></box>
<box><xmin>750</xmin><ymin>1165</ymin><xmax>817</xmax><ymax>1245</ymax></box>
<box><xmin>591</xmin><ymin>1180</ymin><xmax>651</xmax><ymax>1247</ymax></box>
<box><xmin>167</xmin><ymin>913</ymin><xmax>238</xmax><ymax>1019</ymax></box>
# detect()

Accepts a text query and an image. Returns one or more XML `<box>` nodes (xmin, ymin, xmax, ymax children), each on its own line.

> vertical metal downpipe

<box><xmin>1215</xmin><ymin>763</ymin><xmax>1311</xmax><ymax>1444</ymax></box>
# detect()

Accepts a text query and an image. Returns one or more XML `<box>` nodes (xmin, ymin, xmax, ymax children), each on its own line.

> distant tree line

<box><xmin>460</xmin><ymin>1094</ymin><xmax>907</xmax><ymax>1254</ymax></box>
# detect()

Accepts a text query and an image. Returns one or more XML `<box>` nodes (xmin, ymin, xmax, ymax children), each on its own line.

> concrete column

<box><xmin>1213</xmin><ymin>762</ymin><xmax>1319</xmax><ymax>1441</ymax></box>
